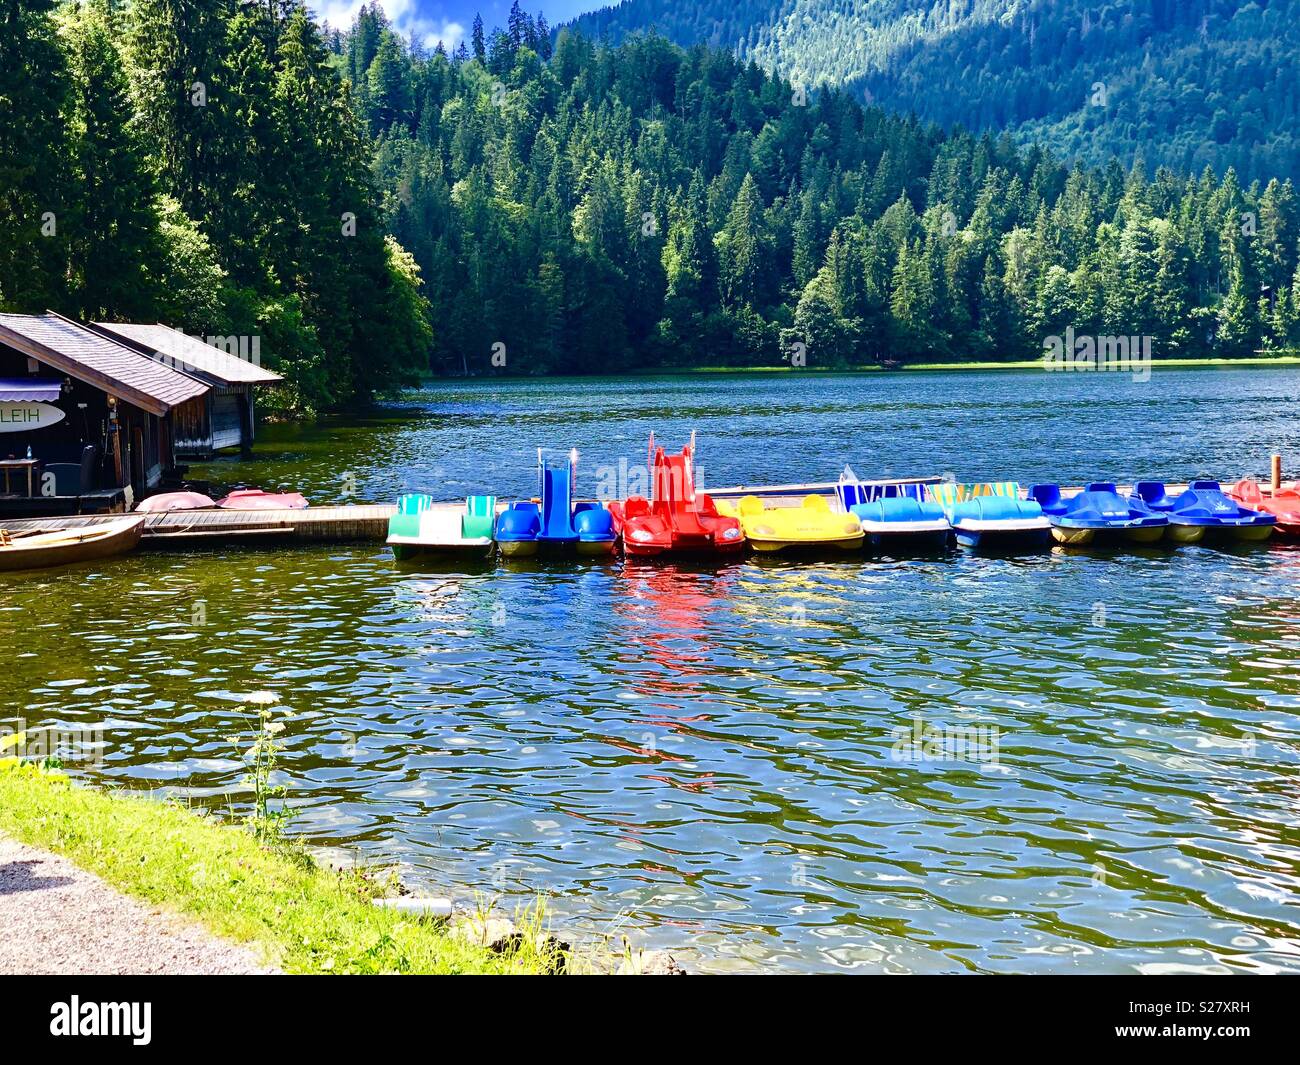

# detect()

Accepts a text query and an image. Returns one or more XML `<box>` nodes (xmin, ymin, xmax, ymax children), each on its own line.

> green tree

<box><xmin>61</xmin><ymin>3</ymin><xmax>162</xmax><ymax>320</ymax></box>
<box><xmin>0</xmin><ymin>0</ymin><xmax>71</xmax><ymax>311</ymax></box>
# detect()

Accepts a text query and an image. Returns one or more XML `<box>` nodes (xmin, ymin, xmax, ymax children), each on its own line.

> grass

<box><xmin>415</xmin><ymin>353</ymin><xmax>1300</xmax><ymax>386</ymax></box>
<box><xmin>0</xmin><ymin>764</ymin><xmax>556</xmax><ymax>974</ymax></box>
<box><xmin>648</xmin><ymin>355</ymin><xmax>1300</xmax><ymax>374</ymax></box>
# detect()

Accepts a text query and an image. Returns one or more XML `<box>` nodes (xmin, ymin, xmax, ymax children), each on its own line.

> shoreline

<box><xmin>414</xmin><ymin>354</ymin><xmax>1300</xmax><ymax>385</ymax></box>
<box><xmin>0</xmin><ymin>765</ymin><xmax>557</xmax><ymax>975</ymax></box>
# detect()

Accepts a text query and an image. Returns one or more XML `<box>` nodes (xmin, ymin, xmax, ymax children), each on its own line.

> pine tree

<box><xmin>62</xmin><ymin>2</ymin><xmax>162</xmax><ymax>320</ymax></box>
<box><xmin>367</xmin><ymin>32</ymin><xmax>412</xmax><ymax>130</ymax></box>
<box><xmin>717</xmin><ymin>173</ymin><xmax>767</xmax><ymax>309</ymax></box>
<box><xmin>1218</xmin><ymin>221</ymin><xmax>1263</xmax><ymax>357</ymax></box>
<box><xmin>471</xmin><ymin>14</ymin><xmax>485</xmax><ymax>63</ymax></box>
<box><xmin>0</xmin><ymin>0</ymin><xmax>72</xmax><ymax>311</ymax></box>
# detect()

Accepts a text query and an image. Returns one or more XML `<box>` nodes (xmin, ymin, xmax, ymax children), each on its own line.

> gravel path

<box><xmin>0</xmin><ymin>835</ymin><xmax>277</xmax><ymax>975</ymax></box>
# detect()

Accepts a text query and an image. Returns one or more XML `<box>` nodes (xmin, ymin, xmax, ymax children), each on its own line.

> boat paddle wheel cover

<box><xmin>495</xmin><ymin>506</ymin><xmax>541</xmax><ymax>542</ymax></box>
<box><xmin>574</xmin><ymin>506</ymin><xmax>616</xmax><ymax>541</ymax></box>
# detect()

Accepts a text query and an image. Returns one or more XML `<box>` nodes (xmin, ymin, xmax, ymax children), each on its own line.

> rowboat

<box><xmin>0</xmin><ymin>515</ymin><xmax>145</xmax><ymax>572</ymax></box>
<box><xmin>217</xmin><ymin>489</ymin><xmax>309</xmax><ymax>510</ymax></box>
<box><xmin>135</xmin><ymin>491</ymin><xmax>216</xmax><ymax>513</ymax></box>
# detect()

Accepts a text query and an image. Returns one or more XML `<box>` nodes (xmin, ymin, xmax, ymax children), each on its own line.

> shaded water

<box><xmin>6</xmin><ymin>368</ymin><xmax>1300</xmax><ymax>973</ymax></box>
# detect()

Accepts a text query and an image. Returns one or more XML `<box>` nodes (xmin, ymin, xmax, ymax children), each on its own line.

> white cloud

<box><xmin>310</xmin><ymin>2</ymin><xmax>465</xmax><ymax>53</ymax></box>
<box><xmin>422</xmin><ymin>20</ymin><xmax>466</xmax><ymax>52</ymax></box>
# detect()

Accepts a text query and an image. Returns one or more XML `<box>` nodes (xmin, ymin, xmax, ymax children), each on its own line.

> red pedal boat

<box><xmin>609</xmin><ymin>432</ymin><xmax>745</xmax><ymax>558</ymax></box>
<box><xmin>1229</xmin><ymin>479</ymin><xmax>1300</xmax><ymax>538</ymax></box>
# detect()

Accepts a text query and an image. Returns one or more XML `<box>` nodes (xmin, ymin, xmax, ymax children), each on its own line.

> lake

<box><xmin>6</xmin><ymin>367</ymin><xmax>1300</xmax><ymax>973</ymax></box>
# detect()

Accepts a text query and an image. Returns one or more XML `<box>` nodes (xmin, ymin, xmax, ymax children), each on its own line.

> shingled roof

<box><xmin>93</xmin><ymin>322</ymin><xmax>283</xmax><ymax>386</ymax></box>
<box><xmin>0</xmin><ymin>312</ymin><xmax>209</xmax><ymax>416</ymax></box>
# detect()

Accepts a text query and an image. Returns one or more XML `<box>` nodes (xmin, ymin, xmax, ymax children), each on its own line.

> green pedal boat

<box><xmin>388</xmin><ymin>494</ymin><xmax>497</xmax><ymax>561</ymax></box>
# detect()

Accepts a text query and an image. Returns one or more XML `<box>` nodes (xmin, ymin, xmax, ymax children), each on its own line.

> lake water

<box><xmin>6</xmin><ymin>368</ymin><xmax>1300</xmax><ymax>973</ymax></box>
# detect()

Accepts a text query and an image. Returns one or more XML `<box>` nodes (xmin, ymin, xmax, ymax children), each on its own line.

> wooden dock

<box><xmin>0</xmin><ymin>479</ymin><xmax>1208</xmax><ymax>549</ymax></box>
<box><xmin>0</xmin><ymin>505</ymin><xmax>395</xmax><ymax>546</ymax></box>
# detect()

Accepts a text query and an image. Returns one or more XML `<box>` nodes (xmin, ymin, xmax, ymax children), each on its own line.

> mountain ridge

<box><xmin>565</xmin><ymin>0</ymin><xmax>1300</xmax><ymax>184</ymax></box>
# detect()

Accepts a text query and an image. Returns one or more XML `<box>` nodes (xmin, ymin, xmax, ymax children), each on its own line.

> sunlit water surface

<box><xmin>6</xmin><ymin>369</ymin><xmax>1300</xmax><ymax>973</ymax></box>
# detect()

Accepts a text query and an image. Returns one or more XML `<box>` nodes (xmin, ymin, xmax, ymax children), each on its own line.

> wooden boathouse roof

<box><xmin>0</xmin><ymin>312</ymin><xmax>209</xmax><ymax>415</ymax></box>
<box><xmin>92</xmin><ymin>322</ymin><xmax>283</xmax><ymax>386</ymax></box>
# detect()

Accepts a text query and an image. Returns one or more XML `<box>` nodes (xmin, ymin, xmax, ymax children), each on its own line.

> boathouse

<box><xmin>90</xmin><ymin>322</ymin><xmax>282</xmax><ymax>459</ymax></box>
<box><xmin>0</xmin><ymin>312</ymin><xmax>210</xmax><ymax>515</ymax></box>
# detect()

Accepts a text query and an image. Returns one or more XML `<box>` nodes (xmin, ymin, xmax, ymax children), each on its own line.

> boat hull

<box><xmin>621</xmin><ymin>538</ymin><xmax>745</xmax><ymax>559</ymax></box>
<box><xmin>1052</xmin><ymin>523</ymin><xmax>1168</xmax><ymax>546</ymax></box>
<box><xmin>748</xmin><ymin>534</ymin><xmax>863</xmax><ymax>553</ymax></box>
<box><xmin>498</xmin><ymin>539</ymin><xmax>540</xmax><ymax>558</ymax></box>
<box><xmin>576</xmin><ymin>538</ymin><xmax>619</xmax><ymax>556</ymax></box>
<box><xmin>0</xmin><ymin>517</ymin><xmax>144</xmax><ymax>572</ymax></box>
<box><xmin>952</xmin><ymin>514</ymin><xmax>1052</xmax><ymax>552</ymax></box>
<box><xmin>1050</xmin><ymin>526</ymin><xmax>1094</xmax><ymax>546</ymax></box>
<box><xmin>1125</xmin><ymin>525</ymin><xmax>1166</xmax><ymax>544</ymax></box>
<box><xmin>864</xmin><ymin>528</ymin><xmax>952</xmax><ymax>553</ymax></box>
<box><xmin>1166</xmin><ymin>523</ymin><xmax>1205</xmax><ymax>544</ymax></box>
<box><xmin>1228</xmin><ymin>524</ymin><xmax>1273</xmax><ymax>543</ymax></box>
<box><xmin>390</xmin><ymin>539</ymin><xmax>494</xmax><ymax>562</ymax></box>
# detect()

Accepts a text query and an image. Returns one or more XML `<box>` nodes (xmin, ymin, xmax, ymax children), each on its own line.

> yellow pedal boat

<box><xmin>716</xmin><ymin>494</ymin><xmax>864</xmax><ymax>553</ymax></box>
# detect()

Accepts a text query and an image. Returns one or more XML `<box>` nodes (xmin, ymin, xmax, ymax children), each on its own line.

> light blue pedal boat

<box><xmin>928</xmin><ymin>481</ymin><xmax>1051</xmax><ymax>551</ymax></box>
<box><xmin>836</xmin><ymin>468</ymin><xmax>950</xmax><ymax>552</ymax></box>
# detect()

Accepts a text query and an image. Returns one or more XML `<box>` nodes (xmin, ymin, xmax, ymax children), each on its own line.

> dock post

<box><xmin>1272</xmin><ymin>454</ymin><xmax>1283</xmax><ymax>491</ymax></box>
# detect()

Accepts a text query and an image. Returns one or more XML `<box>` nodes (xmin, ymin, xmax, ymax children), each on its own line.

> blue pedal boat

<box><xmin>1129</xmin><ymin>480</ymin><xmax>1275</xmax><ymax>544</ymax></box>
<box><xmin>928</xmin><ymin>482</ymin><xmax>1051</xmax><ymax>551</ymax></box>
<box><xmin>836</xmin><ymin>468</ymin><xmax>951</xmax><ymax>551</ymax></box>
<box><xmin>1028</xmin><ymin>482</ymin><xmax>1168</xmax><ymax>546</ymax></box>
<box><xmin>493</xmin><ymin>448</ymin><xmax>618</xmax><ymax>558</ymax></box>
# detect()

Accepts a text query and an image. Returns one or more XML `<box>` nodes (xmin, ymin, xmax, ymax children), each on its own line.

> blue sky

<box><xmin>309</xmin><ymin>0</ymin><xmax>606</xmax><ymax>52</ymax></box>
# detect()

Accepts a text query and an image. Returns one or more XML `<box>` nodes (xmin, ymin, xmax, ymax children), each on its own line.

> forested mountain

<box><xmin>5</xmin><ymin>1</ymin><xmax>1299</xmax><ymax>389</ymax></box>
<box><xmin>567</xmin><ymin>0</ymin><xmax>1300</xmax><ymax>187</ymax></box>
<box><xmin>0</xmin><ymin>0</ymin><xmax>431</xmax><ymax>410</ymax></box>
<box><xmin>337</xmin><ymin>3</ymin><xmax>1298</xmax><ymax>372</ymax></box>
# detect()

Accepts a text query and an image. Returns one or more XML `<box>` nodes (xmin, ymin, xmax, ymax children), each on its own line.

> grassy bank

<box><xmin>648</xmin><ymin>355</ymin><xmax>1300</xmax><ymax>374</ymax></box>
<box><xmin>417</xmin><ymin>355</ymin><xmax>1300</xmax><ymax>385</ymax></box>
<box><xmin>0</xmin><ymin>765</ymin><xmax>552</xmax><ymax>975</ymax></box>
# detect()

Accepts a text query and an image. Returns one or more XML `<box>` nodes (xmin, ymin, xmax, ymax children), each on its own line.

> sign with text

<box><xmin>0</xmin><ymin>401</ymin><xmax>65</xmax><ymax>432</ymax></box>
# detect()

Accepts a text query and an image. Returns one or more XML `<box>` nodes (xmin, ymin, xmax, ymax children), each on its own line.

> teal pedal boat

<box><xmin>1129</xmin><ymin>480</ymin><xmax>1275</xmax><ymax>544</ymax></box>
<box><xmin>388</xmin><ymin>494</ymin><xmax>497</xmax><ymax>561</ymax></box>
<box><xmin>1028</xmin><ymin>483</ymin><xmax>1168</xmax><ymax>546</ymax></box>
